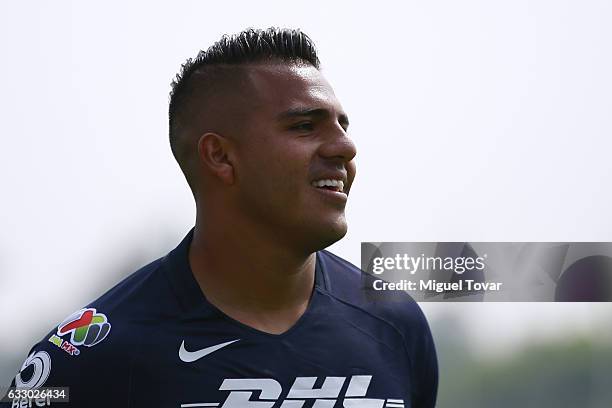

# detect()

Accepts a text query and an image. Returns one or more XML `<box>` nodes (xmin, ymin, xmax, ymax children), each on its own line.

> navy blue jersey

<box><xmin>3</xmin><ymin>231</ymin><xmax>438</xmax><ymax>408</ymax></box>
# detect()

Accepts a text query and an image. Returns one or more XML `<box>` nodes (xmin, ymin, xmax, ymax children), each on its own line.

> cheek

<box><xmin>234</xmin><ymin>130</ymin><xmax>317</xmax><ymax>210</ymax></box>
<box><xmin>238</xmin><ymin>148</ymin><xmax>308</xmax><ymax>207</ymax></box>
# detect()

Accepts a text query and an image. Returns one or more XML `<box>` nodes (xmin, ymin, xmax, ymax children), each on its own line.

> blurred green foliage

<box><xmin>433</xmin><ymin>317</ymin><xmax>612</xmax><ymax>408</ymax></box>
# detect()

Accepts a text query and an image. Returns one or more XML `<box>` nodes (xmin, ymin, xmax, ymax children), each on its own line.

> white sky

<box><xmin>1</xmin><ymin>0</ymin><xmax>612</xmax><ymax>376</ymax></box>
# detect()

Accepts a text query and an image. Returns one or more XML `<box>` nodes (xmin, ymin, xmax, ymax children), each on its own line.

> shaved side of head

<box><xmin>170</xmin><ymin>66</ymin><xmax>255</xmax><ymax>192</ymax></box>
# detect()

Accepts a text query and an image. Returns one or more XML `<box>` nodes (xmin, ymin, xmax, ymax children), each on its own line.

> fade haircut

<box><xmin>168</xmin><ymin>27</ymin><xmax>320</xmax><ymax>190</ymax></box>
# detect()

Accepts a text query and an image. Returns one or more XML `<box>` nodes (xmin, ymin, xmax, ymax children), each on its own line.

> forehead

<box><xmin>245</xmin><ymin>63</ymin><xmax>344</xmax><ymax>116</ymax></box>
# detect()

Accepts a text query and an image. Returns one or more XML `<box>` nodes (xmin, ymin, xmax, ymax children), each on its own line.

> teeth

<box><xmin>311</xmin><ymin>179</ymin><xmax>345</xmax><ymax>192</ymax></box>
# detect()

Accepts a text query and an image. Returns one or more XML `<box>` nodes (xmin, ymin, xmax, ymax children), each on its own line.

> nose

<box><xmin>318</xmin><ymin>123</ymin><xmax>357</xmax><ymax>163</ymax></box>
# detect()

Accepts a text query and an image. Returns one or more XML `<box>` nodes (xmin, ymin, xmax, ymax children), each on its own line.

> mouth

<box><xmin>311</xmin><ymin>178</ymin><xmax>348</xmax><ymax>201</ymax></box>
<box><xmin>311</xmin><ymin>178</ymin><xmax>345</xmax><ymax>193</ymax></box>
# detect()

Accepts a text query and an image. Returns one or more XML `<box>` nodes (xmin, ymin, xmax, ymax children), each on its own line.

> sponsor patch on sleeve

<box><xmin>15</xmin><ymin>351</ymin><xmax>51</xmax><ymax>389</ymax></box>
<box><xmin>48</xmin><ymin>308</ymin><xmax>111</xmax><ymax>356</ymax></box>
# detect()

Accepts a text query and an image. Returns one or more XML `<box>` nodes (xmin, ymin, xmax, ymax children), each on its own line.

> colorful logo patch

<box><xmin>56</xmin><ymin>308</ymin><xmax>111</xmax><ymax>347</ymax></box>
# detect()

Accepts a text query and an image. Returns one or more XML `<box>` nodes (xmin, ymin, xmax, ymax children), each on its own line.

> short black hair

<box><xmin>168</xmin><ymin>27</ymin><xmax>320</xmax><ymax>182</ymax></box>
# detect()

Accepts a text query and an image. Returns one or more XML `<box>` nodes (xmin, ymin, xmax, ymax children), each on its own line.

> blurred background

<box><xmin>1</xmin><ymin>1</ymin><xmax>611</xmax><ymax>406</ymax></box>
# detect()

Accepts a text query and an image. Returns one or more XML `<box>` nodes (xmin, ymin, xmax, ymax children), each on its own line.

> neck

<box><xmin>188</xmin><ymin>208</ymin><xmax>317</xmax><ymax>334</ymax></box>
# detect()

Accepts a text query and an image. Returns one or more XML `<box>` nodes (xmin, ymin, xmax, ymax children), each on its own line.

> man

<box><xmin>3</xmin><ymin>28</ymin><xmax>438</xmax><ymax>407</ymax></box>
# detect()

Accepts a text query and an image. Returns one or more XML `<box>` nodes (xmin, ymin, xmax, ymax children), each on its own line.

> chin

<box><xmin>303</xmin><ymin>218</ymin><xmax>348</xmax><ymax>253</ymax></box>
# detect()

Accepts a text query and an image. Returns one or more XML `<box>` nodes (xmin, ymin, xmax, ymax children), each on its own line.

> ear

<box><xmin>196</xmin><ymin>132</ymin><xmax>235</xmax><ymax>185</ymax></box>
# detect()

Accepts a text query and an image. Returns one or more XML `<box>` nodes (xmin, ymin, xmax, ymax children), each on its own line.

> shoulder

<box><xmin>70</xmin><ymin>255</ymin><xmax>180</xmax><ymax>350</ymax></box>
<box><xmin>317</xmin><ymin>250</ymin><xmax>438</xmax><ymax>407</ymax></box>
<box><xmin>48</xmin><ymin>254</ymin><xmax>179</xmax><ymax>355</ymax></box>
<box><xmin>3</xmin><ymin>256</ymin><xmax>178</xmax><ymax>406</ymax></box>
<box><xmin>317</xmin><ymin>249</ymin><xmax>431</xmax><ymax>336</ymax></box>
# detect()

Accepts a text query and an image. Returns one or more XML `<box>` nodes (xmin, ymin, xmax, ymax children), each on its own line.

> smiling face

<box><xmin>231</xmin><ymin>62</ymin><xmax>357</xmax><ymax>254</ymax></box>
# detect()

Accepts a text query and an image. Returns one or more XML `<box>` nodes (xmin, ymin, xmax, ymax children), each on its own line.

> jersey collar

<box><xmin>161</xmin><ymin>228</ymin><xmax>328</xmax><ymax>313</ymax></box>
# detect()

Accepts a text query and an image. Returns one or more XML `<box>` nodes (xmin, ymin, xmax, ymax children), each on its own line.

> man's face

<box><xmin>232</xmin><ymin>63</ymin><xmax>356</xmax><ymax>254</ymax></box>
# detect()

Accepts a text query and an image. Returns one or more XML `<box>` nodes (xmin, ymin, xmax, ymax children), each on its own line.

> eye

<box><xmin>290</xmin><ymin>122</ymin><xmax>314</xmax><ymax>132</ymax></box>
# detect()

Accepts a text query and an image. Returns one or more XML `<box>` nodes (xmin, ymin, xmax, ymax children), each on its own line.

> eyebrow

<box><xmin>276</xmin><ymin>107</ymin><xmax>350</xmax><ymax>127</ymax></box>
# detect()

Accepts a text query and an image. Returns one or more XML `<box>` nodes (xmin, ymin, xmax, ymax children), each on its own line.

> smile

<box><xmin>311</xmin><ymin>179</ymin><xmax>345</xmax><ymax>193</ymax></box>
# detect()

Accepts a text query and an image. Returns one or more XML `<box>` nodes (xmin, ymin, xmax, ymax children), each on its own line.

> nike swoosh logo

<box><xmin>178</xmin><ymin>339</ymin><xmax>240</xmax><ymax>363</ymax></box>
